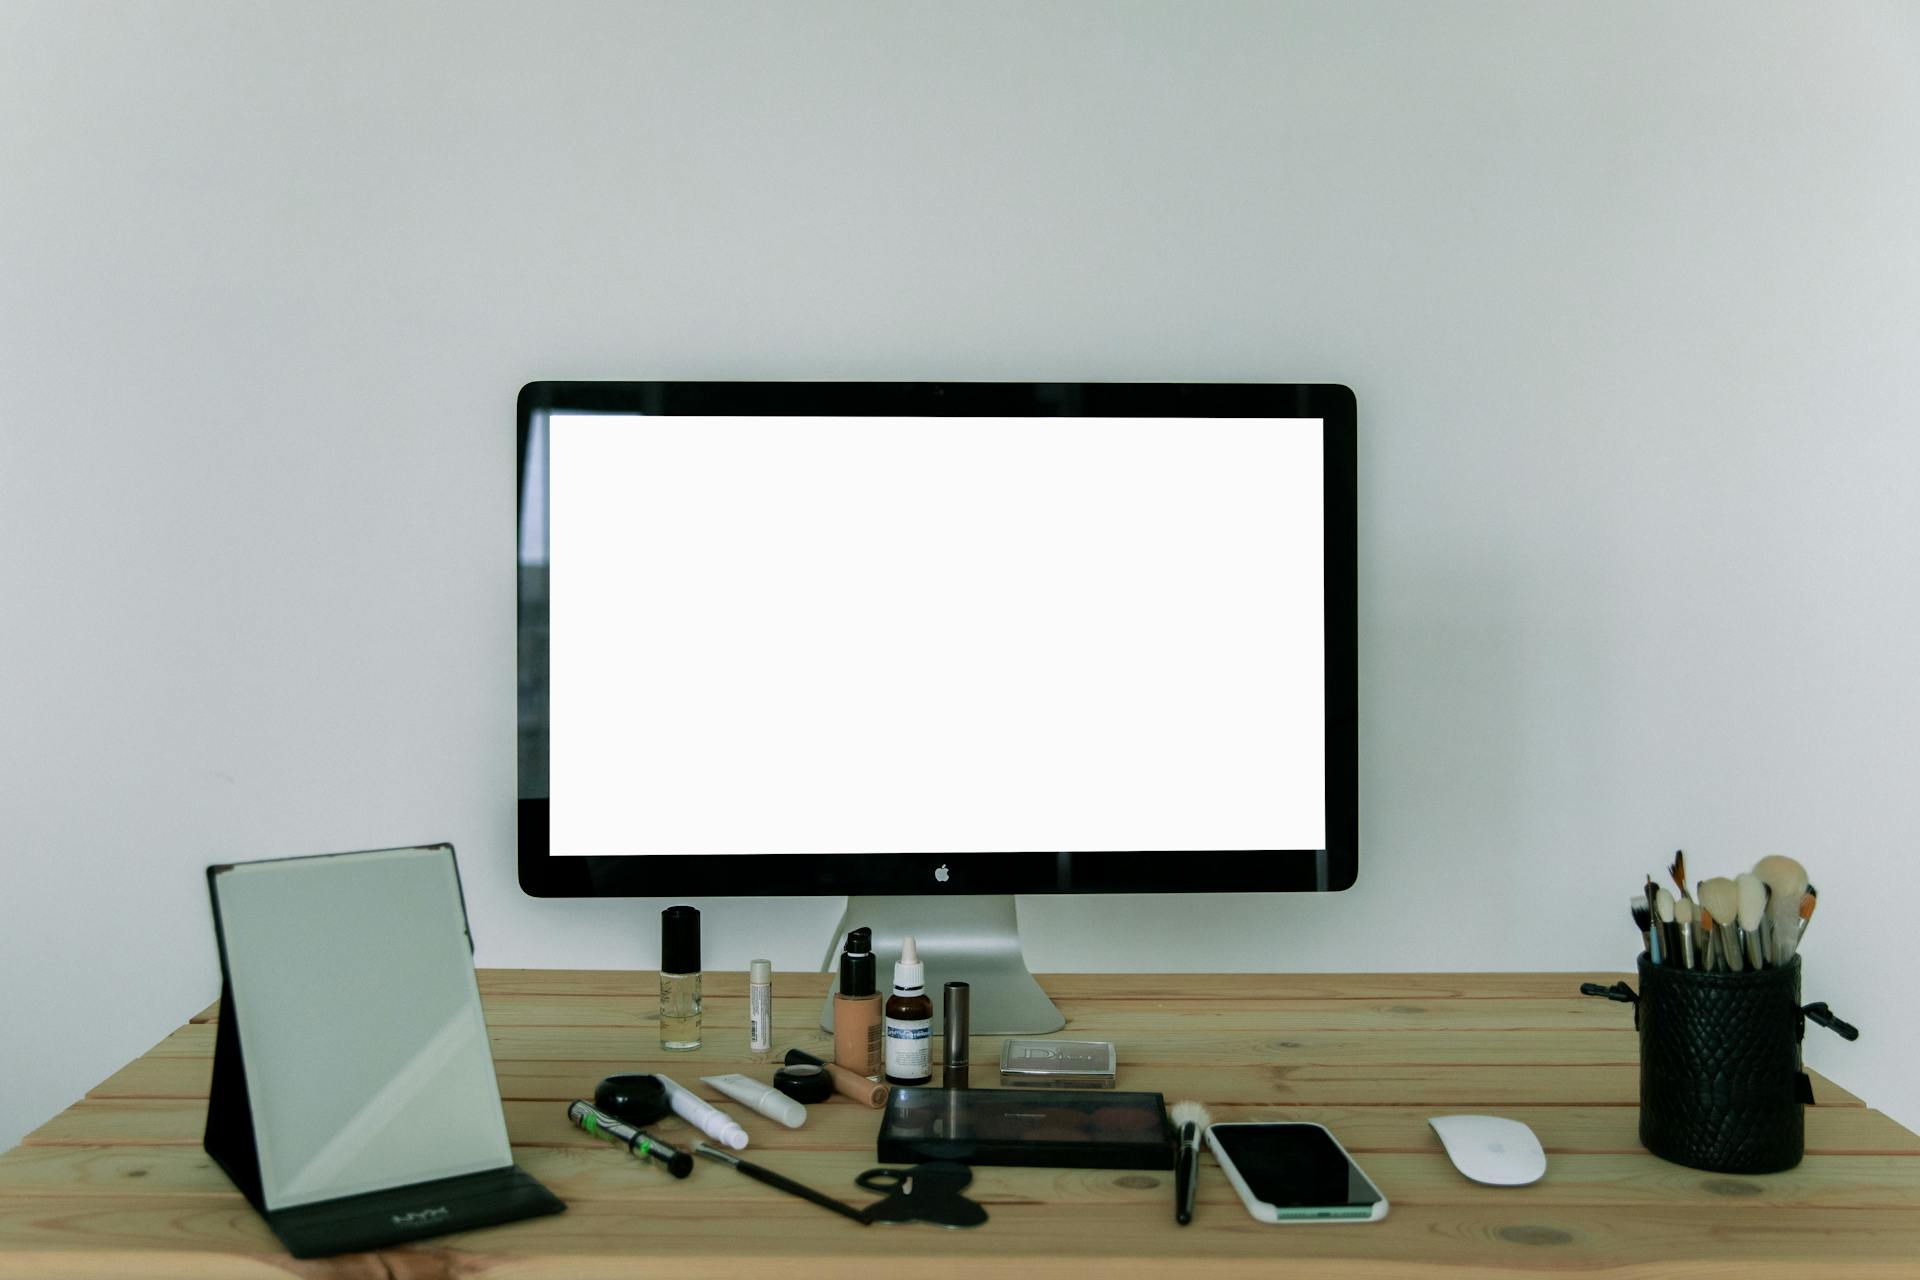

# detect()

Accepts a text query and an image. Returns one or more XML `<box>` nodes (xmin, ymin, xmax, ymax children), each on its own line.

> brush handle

<box><xmin>1802</xmin><ymin>1002</ymin><xmax>1859</xmax><ymax>1041</ymax></box>
<box><xmin>1717</xmin><ymin>923</ymin><xmax>1744</xmax><ymax>972</ymax></box>
<box><xmin>1175</xmin><ymin>1123</ymin><xmax>1199</xmax><ymax>1225</ymax></box>
<box><xmin>1770</xmin><ymin>911</ymin><xmax>1799</xmax><ymax>965</ymax></box>
<box><xmin>1744</xmin><ymin>924</ymin><xmax>1766</xmax><ymax>969</ymax></box>
<box><xmin>741</xmin><ymin>1160</ymin><xmax>870</xmax><ymax>1225</ymax></box>
<box><xmin>696</xmin><ymin>1146</ymin><xmax>870</xmax><ymax>1225</ymax></box>
<box><xmin>1774</xmin><ymin>932</ymin><xmax>1799</xmax><ymax>965</ymax></box>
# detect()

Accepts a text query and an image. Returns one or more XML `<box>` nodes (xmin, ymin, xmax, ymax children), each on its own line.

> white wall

<box><xmin>4</xmin><ymin>1</ymin><xmax>1917</xmax><ymax>1151</ymax></box>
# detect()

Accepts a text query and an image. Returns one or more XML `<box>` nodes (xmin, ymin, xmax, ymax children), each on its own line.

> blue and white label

<box><xmin>884</xmin><ymin>1017</ymin><xmax>931</xmax><ymax>1079</ymax></box>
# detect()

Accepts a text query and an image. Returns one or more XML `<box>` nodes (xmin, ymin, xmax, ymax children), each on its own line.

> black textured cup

<box><xmin>1635</xmin><ymin>952</ymin><xmax>1805</xmax><ymax>1174</ymax></box>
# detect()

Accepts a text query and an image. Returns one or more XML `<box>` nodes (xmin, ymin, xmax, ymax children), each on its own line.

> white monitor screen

<box><xmin>543</xmin><ymin>413</ymin><xmax>1325</xmax><ymax>856</ymax></box>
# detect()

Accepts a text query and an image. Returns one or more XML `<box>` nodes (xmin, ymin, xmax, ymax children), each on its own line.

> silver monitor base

<box><xmin>818</xmin><ymin>894</ymin><xmax>1066</xmax><ymax>1037</ymax></box>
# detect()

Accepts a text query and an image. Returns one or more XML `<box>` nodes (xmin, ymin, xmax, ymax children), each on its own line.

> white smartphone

<box><xmin>1204</xmin><ymin>1121</ymin><xmax>1389</xmax><ymax>1223</ymax></box>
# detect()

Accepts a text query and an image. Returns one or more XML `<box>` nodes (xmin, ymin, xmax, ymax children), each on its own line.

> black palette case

<box><xmin>877</xmin><ymin>1087</ymin><xmax>1173</xmax><ymax>1169</ymax></box>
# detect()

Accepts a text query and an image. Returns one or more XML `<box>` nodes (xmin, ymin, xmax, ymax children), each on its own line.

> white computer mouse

<box><xmin>1428</xmin><ymin>1115</ymin><xmax>1546</xmax><ymax>1186</ymax></box>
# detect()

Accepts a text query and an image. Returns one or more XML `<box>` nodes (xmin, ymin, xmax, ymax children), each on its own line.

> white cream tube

<box><xmin>653</xmin><ymin>1073</ymin><xmax>749</xmax><ymax>1149</ymax></box>
<box><xmin>702</xmin><ymin>1074</ymin><xmax>807</xmax><ymax>1129</ymax></box>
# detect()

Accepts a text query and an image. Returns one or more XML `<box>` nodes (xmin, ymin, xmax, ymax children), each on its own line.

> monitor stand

<box><xmin>817</xmin><ymin>895</ymin><xmax>1065</xmax><ymax>1037</ymax></box>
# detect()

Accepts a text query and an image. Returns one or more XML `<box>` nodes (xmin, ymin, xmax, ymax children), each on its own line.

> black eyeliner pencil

<box><xmin>693</xmin><ymin>1143</ymin><xmax>871</xmax><ymax>1225</ymax></box>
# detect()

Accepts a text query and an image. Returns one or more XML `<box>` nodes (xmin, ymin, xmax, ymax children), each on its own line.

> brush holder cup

<box><xmin>1582</xmin><ymin>955</ymin><xmax>1858</xmax><ymax>1175</ymax></box>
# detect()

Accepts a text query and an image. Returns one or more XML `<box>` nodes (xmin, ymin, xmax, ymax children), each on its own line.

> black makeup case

<box><xmin>877</xmin><ymin>1087</ymin><xmax>1174</xmax><ymax>1170</ymax></box>
<box><xmin>1582</xmin><ymin>954</ymin><xmax>1857</xmax><ymax>1174</ymax></box>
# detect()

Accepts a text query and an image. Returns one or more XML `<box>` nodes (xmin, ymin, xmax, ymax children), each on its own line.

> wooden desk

<box><xmin>2</xmin><ymin>970</ymin><xmax>1917</xmax><ymax>1276</ymax></box>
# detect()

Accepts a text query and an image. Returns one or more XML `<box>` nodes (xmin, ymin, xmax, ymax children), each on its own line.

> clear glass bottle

<box><xmin>660</xmin><ymin>905</ymin><xmax>702</xmax><ymax>1050</ymax></box>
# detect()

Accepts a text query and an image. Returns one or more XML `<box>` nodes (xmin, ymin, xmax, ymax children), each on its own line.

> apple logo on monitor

<box><xmin>934</xmin><ymin>865</ymin><xmax>950</xmax><ymax>883</ymax></box>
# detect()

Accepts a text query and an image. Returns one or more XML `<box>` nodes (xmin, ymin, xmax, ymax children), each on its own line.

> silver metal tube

<box><xmin>943</xmin><ymin>981</ymin><xmax>971</xmax><ymax>1087</ymax></box>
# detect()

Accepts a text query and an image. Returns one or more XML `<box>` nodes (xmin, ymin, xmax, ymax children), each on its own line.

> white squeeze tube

<box><xmin>702</xmin><ymin>1074</ymin><xmax>807</xmax><ymax>1129</ymax></box>
<box><xmin>653</xmin><ymin>1074</ymin><xmax>749</xmax><ymax>1150</ymax></box>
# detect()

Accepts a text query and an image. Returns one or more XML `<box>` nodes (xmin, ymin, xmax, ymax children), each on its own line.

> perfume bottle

<box><xmin>660</xmin><ymin>905</ymin><xmax>702</xmax><ymax>1051</ymax></box>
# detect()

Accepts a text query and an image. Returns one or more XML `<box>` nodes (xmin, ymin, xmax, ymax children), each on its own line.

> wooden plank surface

<box><xmin>5</xmin><ymin>971</ymin><xmax>1916</xmax><ymax>1278</ymax></box>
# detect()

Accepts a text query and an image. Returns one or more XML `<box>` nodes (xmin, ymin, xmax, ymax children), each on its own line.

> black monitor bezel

<box><xmin>517</xmin><ymin>381</ymin><xmax>1356</xmax><ymax>897</ymax></box>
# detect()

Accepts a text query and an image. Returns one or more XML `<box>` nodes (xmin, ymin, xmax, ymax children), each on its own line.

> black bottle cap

<box><xmin>839</xmin><ymin>925</ymin><xmax>876</xmax><ymax>997</ymax></box>
<box><xmin>661</xmin><ymin>905</ymin><xmax>700</xmax><ymax>975</ymax></box>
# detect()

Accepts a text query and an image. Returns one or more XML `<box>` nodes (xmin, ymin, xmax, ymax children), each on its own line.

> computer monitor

<box><xmin>517</xmin><ymin>382</ymin><xmax>1356</xmax><ymax>1033</ymax></box>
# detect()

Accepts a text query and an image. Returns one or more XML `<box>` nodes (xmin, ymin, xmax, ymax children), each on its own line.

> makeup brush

<box><xmin>1700</xmin><ymin>877</ymin><xmax>1742</xmax><ymax>973</ymax></box>
<box><xmin>1697</xmin><ymin>906</ymin><xmax>1720</xmax><ymax>971</ymax></box>
<box><xmin>1655</xmin><ymin>888</ymin><xmax>1679</xmax><ymax>967</ymax></box>
<box><xmin>1736</xmin><ymin>872</ymin><xmax>1768</xmax><ymax>969</ymax></box>
<box><xmin>1171</xmin><ymin>1100</ymin><xmax>1212</xmax><ymax>1226</ymax></box>
<box><xmin>1754</xmin><ymin>855</ymin><xmax>1810</xmax><ymax>965</ymax></box>
<box><xmin>1631</xmin><ymin>894</ymin><xmax>1660</xmax><ymax>964</ymax></box>
<box><xmin>1795</xmin><ymin>885</ymin><xmax>1820</xmax><ymax>950</ymax></box>
<box><xmin>1669</xmin><ymin>850</ymin><xmax>1694</xmax><ymax>905</ymax></box>
<box><xmin>1673</xmin><ymin>896</ymin><xmax>1697</xmax><ymax>970</ymax></box>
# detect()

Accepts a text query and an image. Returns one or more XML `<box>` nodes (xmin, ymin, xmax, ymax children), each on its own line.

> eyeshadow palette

<box><xmin>998</xmin><ymin>1038</ymin><xmax>1118</xmax><ymax>1087</ymax></box>
<box><xmin>876</xmin><ymin>1087</ymin><xmax>1173</xmax><ymax>1170</ymax></box>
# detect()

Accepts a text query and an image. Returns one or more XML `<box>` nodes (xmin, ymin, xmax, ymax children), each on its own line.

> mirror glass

<box><xmin>211</xmin><ymin>845</ymin><xmax>512</xmax><ymax>1208</ymax></box>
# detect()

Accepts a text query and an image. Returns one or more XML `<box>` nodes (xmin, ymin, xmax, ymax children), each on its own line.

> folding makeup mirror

<box><xmin>203</xmin><ymin>844</ymin><xmax>562</xmax><ymax>1258</ymax></box>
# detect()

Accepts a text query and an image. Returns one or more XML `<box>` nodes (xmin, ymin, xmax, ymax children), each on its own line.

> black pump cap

<box><xmin>661</xmin><ymin>905</ymin><xmax>700</xmax><ymax>975</ymax></box>
<box><xmin>839</xmin><ymin>925</ymin><xmax>876</xmax><ymax>997</ymax></box>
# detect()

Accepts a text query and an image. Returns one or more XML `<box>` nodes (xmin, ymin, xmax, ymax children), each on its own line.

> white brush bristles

<box><xmin>1754</xmin><ymin>855</ymin><xmax>1809</xmax><ymax>964</ymax></box>
<box><xmin>1171</xmin><ymin>1101</ymin><xmax>1213</xmax><ymax>1138</ymax></box>
<box><xmin>1758</xmin><ymin>859</ymin><xmax>1804</xmax><ymax>959</ymax></box>
<box><xmin>1700</xmin><ymin>878</ymin><xmax>1738</xmax><ymax>930</ymax></box>
<box><xmin>1736</xmin><ymin>873</ymin><xmax>1766</xmax><ymax>931</ymax></box>
<box><xmin>1753</xmin><ymin>855</ymin><xmax>1809</xmax><ymax>910</ymax></box>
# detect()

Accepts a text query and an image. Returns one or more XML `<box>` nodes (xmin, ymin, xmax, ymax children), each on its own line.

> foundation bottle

<box><xmin>832</xmin><ymin>926</ymin><xmax>883</xmax><ymax>1077</ymax></box>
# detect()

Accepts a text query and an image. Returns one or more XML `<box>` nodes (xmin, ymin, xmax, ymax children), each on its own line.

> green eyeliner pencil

<box><xmin>568</xmin><ymin>1100</ymin><xmax>694</xmax><ymax>1177</ymax></box>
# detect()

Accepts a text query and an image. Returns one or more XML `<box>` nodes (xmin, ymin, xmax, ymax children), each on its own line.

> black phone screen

<box><xmin>1209</xmin><ymin>1124</ymin><xmax>1383</xmax><ymax>1211</ymax></box>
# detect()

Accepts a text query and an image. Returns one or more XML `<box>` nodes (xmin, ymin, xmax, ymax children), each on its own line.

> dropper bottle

<box><xmin>883</xmin><ymin>935</ymin><xmax>933</xmax><ymax>1086</ymax></box>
